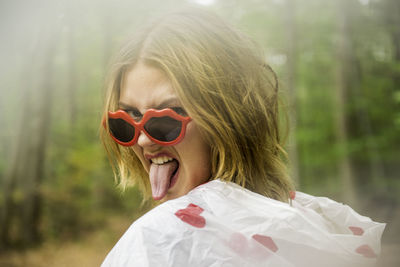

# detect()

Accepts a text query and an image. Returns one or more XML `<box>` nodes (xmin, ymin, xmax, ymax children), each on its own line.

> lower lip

<box><xmin>169</xmin><ymin>164</ymin><xmax>180</xmax><ymax>190</ymax></box>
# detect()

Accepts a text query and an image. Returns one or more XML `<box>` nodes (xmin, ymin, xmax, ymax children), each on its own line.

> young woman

<box><xmin>100</xmin><ymin>9</ymin><xmax>384</xmax><ymax>267</ymax></box>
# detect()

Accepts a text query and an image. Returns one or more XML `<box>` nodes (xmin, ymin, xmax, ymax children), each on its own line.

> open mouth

<box><xmin>148</xmin><ymin>155</ymin><xmax>180</xmax><ymax>200</ymax></box>
<box><xmin>169</xmin><ymin>159</ymin><xmax>179</xmax><ymax>189</ymax></box>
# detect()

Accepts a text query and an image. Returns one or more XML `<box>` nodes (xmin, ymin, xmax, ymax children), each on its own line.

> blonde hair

<box><xmin>100</xmin><ymin>8</ymin><xmax>294</xmax><ymax>202</ymax></box>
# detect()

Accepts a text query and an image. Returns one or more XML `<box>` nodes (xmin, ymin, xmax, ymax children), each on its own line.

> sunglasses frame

<box><xmin>106</xmin><ymin>108</ymin><xmax>192</xmax><ymax>146</ymax></box>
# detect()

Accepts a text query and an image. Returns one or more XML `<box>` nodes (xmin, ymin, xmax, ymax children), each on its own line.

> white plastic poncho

<box><xmin>102</xmin><ymin>179</ymin><xmax>385</xmax><ymax>267</ymax></box>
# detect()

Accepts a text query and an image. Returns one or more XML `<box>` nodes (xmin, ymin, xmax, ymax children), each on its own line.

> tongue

<box><xmin>149</xmin><ymin>160</ymin><xmax>178</xmax><ymax>200</ymax></box>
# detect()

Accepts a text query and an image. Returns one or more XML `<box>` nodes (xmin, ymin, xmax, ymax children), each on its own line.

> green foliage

<box><xmin>0</xmin><ymin>0</ymin><xmax>399</xmax><ymax>248</ymax></box>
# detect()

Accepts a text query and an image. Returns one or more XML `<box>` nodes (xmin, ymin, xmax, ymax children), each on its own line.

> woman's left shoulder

<box><xmin>102</xmin><ymin>180</ymin><xmax>386</xmax><ymax>267</ymax></box>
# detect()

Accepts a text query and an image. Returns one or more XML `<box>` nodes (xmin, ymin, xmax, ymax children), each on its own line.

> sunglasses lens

<box><xmin>108</xmin><ymin>118</ymin><xmax>135</xmax><ymax>143</ymax></box>
<box><xmin>144</xmin><ymin>116</ymin><xmax>182</xmax><ymax>142</ymax></box>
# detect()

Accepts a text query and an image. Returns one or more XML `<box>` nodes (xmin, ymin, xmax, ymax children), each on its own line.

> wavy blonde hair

<box><xmin>100</xmin><ymin>8</ymin><xmax>294</xmax><ymax>202</ymax></box>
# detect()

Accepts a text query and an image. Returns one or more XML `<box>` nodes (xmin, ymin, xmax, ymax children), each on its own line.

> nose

<box><xmin>136</xmin><ymin>130</ymin><xmax>156</xmax><ymax>147</ymax></box>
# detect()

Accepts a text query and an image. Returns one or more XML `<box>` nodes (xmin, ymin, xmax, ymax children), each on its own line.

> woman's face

<box><xmin>119</xmin><ymin>63</ymin><xmax>211</xmax><ymax>201</ymax></box>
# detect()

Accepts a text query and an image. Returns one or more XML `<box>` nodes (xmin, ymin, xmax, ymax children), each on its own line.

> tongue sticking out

<box><xmin>149</xmin><ymin>160</ymin><xmax>178</xmax><ymax>200</ymax></box>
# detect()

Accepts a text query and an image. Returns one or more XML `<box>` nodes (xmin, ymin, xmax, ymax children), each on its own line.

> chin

<box><xmin>160</xmin><ymin>193</ymin><xmax>175</xmax><ymax>202</ymax></box>
<box><xmin>162</xmin><ymin>190</ymin><xmax>184</xmax><ymax>202</ymax></box>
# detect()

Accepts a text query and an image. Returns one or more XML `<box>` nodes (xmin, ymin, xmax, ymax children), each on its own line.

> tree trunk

<box><xmin>284</xmin><ymin>0</ymin><xmax>300</xmax><ymax>188</ymax></box>
<box><xmin>23</xmin><ymin>27</ymin><xmax>57</xmax><ymax>245</ymax></box>
<box><xmin>67</xmin><ymin>1</ymin><xmax>77</xmax><ymax>128</ymax></box>
<box><xmin>335</xmin><ymin>0</ymin><xmax>358</xmax><ymax>208</ymax></box>
<box><xmin>381</xmin><ymin>0</ymin><xmax>400</xmax><ymax>61</ymax></box>
<box><xmin>0</xmin><ymin>16</ymin><xmax>58</xmax><ymax>248</ymax></box>
<box><xmin>0</xmin><ymin>51</ymin><xmax>35</xmax><ymax>249</ymax></box>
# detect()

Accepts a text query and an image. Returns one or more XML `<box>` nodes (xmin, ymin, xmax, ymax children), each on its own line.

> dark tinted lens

<box><xmin>144</xmin><ymin>116</ymin><xmax>182</xmax><ymax>142</ymax></box>
<box><xmin>108</xmin><ymin>118</ymin><xmax>135</xmax><ymax>143</ymax></box>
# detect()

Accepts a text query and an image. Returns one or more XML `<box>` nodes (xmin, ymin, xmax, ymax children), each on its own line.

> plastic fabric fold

<box><xmin>102</xmin><ymin>179</ymin><xmax>385</xmax><ymax>267</ymax></box>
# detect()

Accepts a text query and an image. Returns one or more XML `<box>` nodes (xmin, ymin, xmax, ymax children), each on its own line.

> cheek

<box><xmin>198</xmin><ymin>145</ymin><xmax>211</xmax><ymax>177</ymax></box>
<box><xmin>180</xmin><ymin>124</ymin><xmax>211</xmax><ymax>179</ymax></box>
<box><xmin>132</xmin><ymin>145</ymin><xmax>149</xmax><ymax>173</ymax></box>
<box><xmin>186</xmin><ymin>146</ymin><xmax>211</xmax><ymax>187</ymax></box>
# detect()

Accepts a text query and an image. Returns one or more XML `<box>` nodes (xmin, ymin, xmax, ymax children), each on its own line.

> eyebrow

<box><xmin>118</xmin><ymin>98</ymin><xmax>181</xmax><ymax>111</ymax></box>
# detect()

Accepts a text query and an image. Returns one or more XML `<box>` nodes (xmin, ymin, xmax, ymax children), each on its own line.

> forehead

<box><xmin>119</xmin><ymin>63</ymin><xmax>180</xmax><ymax>110</ymax></box>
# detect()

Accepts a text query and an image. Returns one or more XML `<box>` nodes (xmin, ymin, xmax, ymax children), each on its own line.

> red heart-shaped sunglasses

<box><xmin>105</xmin><ymin>108</ymin><xmax>192</xmax><ymax>146</ymax></box>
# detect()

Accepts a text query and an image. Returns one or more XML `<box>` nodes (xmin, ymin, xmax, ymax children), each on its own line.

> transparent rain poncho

<box><xmin>102</xmin><ymin>179</ymin><xmax>385</xmax><ymax>267</ymax></box>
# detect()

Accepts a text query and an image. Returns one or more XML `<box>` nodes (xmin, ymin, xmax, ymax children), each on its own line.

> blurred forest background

<box><xmin>0</xmin><ymin>0</ymin><xmax>399</xmax><ymax>266</ymax></box>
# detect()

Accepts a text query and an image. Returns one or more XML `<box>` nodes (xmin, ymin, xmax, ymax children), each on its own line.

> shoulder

<box><xmin>101</xmin><ymin>181</ymin><xmax>224</xmax><ymax>266</ymax></box>
<box><xmin>102</xmin><ymin>180</ymin><xmax>266</xmax><ymax>266</ymax></box>
<box><xmin>102</xmin><ymin>180</ymin><xmax>385</xmax><ymax>267</ymax></box>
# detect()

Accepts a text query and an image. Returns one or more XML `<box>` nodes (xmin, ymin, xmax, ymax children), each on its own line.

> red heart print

<box><xmin>229</xmin><ymin>232</ymin><xmax>248</xmax><ymax>254</ymax></box>
<box><xmin>355</xmin><ymin>244</ymin><xmax>377</xmax><ymax>258</ymax></box>
<box><xmin>252</xmin><ymin>234</ymin><xmax>278</xmax><ymax>253</ymax></box>
<box><xmin>175</xmin><ymin>203</ymin><xmax>206</xmax><ymax>228</ymax></box>
<box><xmin>289</xmin><ymin>191</ymin><xmax>296</xmax><ymax>200</ymax></box>
<box><xmin>349</xmin><ymin>226</ymin><xmax>364</xmax><ymax>236</ymax></box>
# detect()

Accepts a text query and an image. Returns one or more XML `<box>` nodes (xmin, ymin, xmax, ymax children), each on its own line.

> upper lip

<box><xmin>145</xmin><ymin>151</ymin><xmax>176</xmax><ymax>161</ymax></box>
